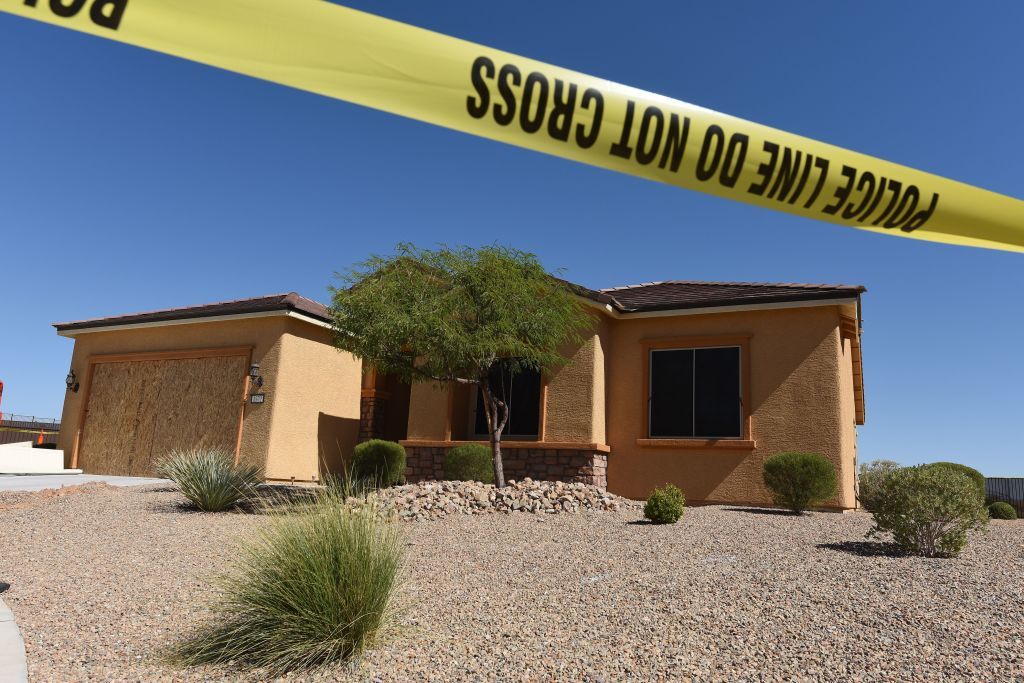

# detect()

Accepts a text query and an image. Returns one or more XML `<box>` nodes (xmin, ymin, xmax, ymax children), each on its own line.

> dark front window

<box><xmin>473</xmin><ymin>364</ymin><xmax>541</xmax><ymax>438</ymax></box>
<box><xmin>649</xmin><ymin>346</ymin><xmax>741</xmax><ymax>438</ymax></box>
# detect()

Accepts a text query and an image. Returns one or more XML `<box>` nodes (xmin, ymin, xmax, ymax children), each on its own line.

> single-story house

<box><xmin>55</xmin><ymin>279</ymin><xmax>865</xmax><ymax>508</ymax></box>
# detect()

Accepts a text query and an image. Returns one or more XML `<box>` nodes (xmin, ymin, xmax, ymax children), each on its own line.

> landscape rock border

<box><xmin>361</xmin><ymin>479</ymin><xmax>637</xmax><ymax>521</ymax></box>
<box><xmin>0</xmin><ymin>596</ymin><xmax>28</xmax><ymax>683</ymax></box>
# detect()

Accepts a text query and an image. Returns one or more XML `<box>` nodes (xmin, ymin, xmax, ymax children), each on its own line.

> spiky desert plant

<box><xmin>172</xmin><ymin>485</ymin><xmax>402</xmax><ymax>675</ymax></box>
<box><xmin>156</xmin><ymin>448</ymin><xmax>262</xmax><ymax>512</ymax></box>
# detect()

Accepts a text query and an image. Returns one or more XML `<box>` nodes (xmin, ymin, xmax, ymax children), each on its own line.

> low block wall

<box><xmin>405</xmin><ymin>445</ymin><xmax>608</xmax><ymax>488</ymax></box>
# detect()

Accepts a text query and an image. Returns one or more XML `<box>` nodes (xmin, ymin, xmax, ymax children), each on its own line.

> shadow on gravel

<box><xmin>148</xmin><ymin>499</ymin><xmax>238</xmax><ymax>515</ymax></box>
<box><xmin>626</xmin><ymin>519</ymin><xmax>656</xmax><ymax>526</ymax></box>
<box><xmin>141</xmin><ymin>485</ymin><xmax>178</xmax><ymax>493</ymax></box>
<box><xmin>149</xmin><ymin>485</ymin><xmax>322</xmax><ymax>516</ymax></box>
<box><xmin>817</xmin><ymin>540</ymin><xmax>909</xmax><ymax>557</ymax></box>
<box><xmin>723</xmin><ymin>507</ymin><xmax>799</xmax><ymax>516</ymax></box>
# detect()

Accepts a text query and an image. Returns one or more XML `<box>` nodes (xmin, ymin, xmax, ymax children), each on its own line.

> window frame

<box><xmin>641</xmin><ymin>335</ymin><xmax>752</xmax><ymax>444</ymax></box>
<box><xmin>467</xmin><ymin>368</ymin><xmax>546</xmax><ymax>441</ymax></box>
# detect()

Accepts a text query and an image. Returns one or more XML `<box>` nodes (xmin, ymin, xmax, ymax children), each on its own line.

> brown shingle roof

<box><xmin>53</xmin><ymin>292</ymin><xmax>330</xmax><ymax>332</ymax></box>
<box><xmin>599</xmin><ymin>281</ymin><xmax>865</xmax><ymax>313</ymax></box>
<box><xmin>53</xmin><ymin>280</ymin><xmax>866</xmax><ymax>332</ymax></box>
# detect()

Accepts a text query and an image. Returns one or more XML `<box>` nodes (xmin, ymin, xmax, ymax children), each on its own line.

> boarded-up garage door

<box><xmin>78</xmin><ymin>350</ymin><xmax>248</xmax><ymax>477</ymax></box>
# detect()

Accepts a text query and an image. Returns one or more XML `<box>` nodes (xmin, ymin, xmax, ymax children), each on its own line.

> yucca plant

<box><xmin>156</xmin><ymin>448</ymin><xmax>262</xmax><ymax>512</ymax></box>
<box><xmin>172</xmin><ymin>485</ymin><xmax>403</xmax><ymax>675</ymax></box>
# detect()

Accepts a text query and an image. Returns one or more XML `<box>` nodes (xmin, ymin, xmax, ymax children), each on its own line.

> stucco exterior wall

<box><xmin>605</xmin><ymin>304</ymin><xmax>855</xmax><ymax>508</ymax></box>
<box><xmin>57</xmin><ymin>317</ymin><xmax>288</xmax><ymax>472</ymax></box>
<box><xmin>544</xmin><ymin>336</ymin><xmax>599</xmax><ymax>443</ymax></box>
<box><xmin>263</xmin><ymin>320</ymin><xmax>362</xmax><ymax>481</ymax></box>
<box><xmin>592</xmin><ymin>315</ymin><xmax>610</xmax><ymax>445</ymax></box>
<box><xmin>838</xmin><ymin>334</ymin><xmax>858</xmax><ymax>507</ymax></box>
<box><xmin>406</xmin><ymin>382</ymin><xmax>452</xmax><ymax>441</ymax></box>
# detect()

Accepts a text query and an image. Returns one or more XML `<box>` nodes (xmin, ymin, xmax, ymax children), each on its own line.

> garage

<box><xmin>76</xmin><ymin>349</ymin><xmax>249</xmax><ymax>477</ymax></box>
<box><xmin>54</xmin><ymin>293</ymin><xmax>365</xmax><ymax>482</ymax></box>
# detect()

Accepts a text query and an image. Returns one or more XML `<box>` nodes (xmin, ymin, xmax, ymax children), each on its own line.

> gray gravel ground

<box><xmin>1</xmin><ymin>484</ymin><xmax>1022</xmax><ymax>682</ymax></box>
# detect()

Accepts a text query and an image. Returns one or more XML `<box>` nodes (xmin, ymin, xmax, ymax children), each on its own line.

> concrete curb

<box><xmin>0</xmin><ymin>597</ymin><xmax>27</xmax><ymax>683</ymax></box>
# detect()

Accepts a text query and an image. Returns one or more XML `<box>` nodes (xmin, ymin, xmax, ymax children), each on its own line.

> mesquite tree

<box><xmin>329</xmin><ymin>244</ymin><xmax>588</xmax><ymax>487</ymax></box>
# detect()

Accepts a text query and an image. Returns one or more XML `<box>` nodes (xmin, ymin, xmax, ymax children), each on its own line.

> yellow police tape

<box><xmin>4</xmin><ymin>0</ymin><xmax>1024</xmax><ymax>252</ymax></box>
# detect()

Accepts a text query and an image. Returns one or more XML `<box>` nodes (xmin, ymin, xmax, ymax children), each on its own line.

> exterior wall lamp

<box><xmin>65</xmin><ymin>370</ymin><xmax>79</xmax><ymax>393</ymax></box>
<box><xmin>248</xmin><ymin>363</ymin><xmax>265</xmax><ymax>404</ymax></box>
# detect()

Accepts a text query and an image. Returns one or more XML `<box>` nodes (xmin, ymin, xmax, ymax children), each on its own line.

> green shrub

<box><xmin>868</xmin><ymin>464</ymin><xmax>988</xmax><ymax>557</ymax></box>
<box><xmin>444</xmin><ymin>443</ymin><xmax>494</xmax><ymax>484</ymax></box>
<box><xmin>644</xmin><ymin>484</ymin><xmax>685</xmax><ymax>524</ymax></box>
<box><xmin>351</xmin><ymin>439</ymin><xmax>406</xmax><ymax>487</ymax></box>
<box><xmin>156</xmin><ymin>448</ymin><xmax>262</xmax><ymax>512</ymax></box>
<box><xmin>857</xmin><ymin>459</ymin><xmax>902</xmax><ymax>511</ymax></box>
<box><xmin>762</xmin><ymin>452</ymin><xmax>838</xmax><ymax>514</ymax></box>
<box><xmin>988</xmin><ymin>501</ymin><xmax>1018</xmax><ymax>520</ymax></box>
<box><xmin>172</xmin><ymin>486</ymin><xmax>403</xmax><ymax>674</ymax></box>
<box><xmin>928</xmin><ymin>461</ymin><xmax>986</xmax><ymax>498</ymax></box>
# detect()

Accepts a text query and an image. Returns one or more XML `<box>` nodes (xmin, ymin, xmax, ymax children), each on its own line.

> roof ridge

<box><xmin>600</xmin><ymin>280</ymin><xmax>861</xmax><ymax>292</ymax></box>
<box><xmin>599</xmin><ymin>281</ymin><xmax>666</xmax><ymax>292</ymax></box>
<box><xmin>283</xmin><ymin>292</ymin><xmax>329</xmax><ymax>308</ymax></box>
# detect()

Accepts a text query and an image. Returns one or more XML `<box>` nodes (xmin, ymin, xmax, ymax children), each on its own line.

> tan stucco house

<box><xmin>55</xmin><ymin>280</ymin><xmax>865</xmax><ymax>508</ymax></box>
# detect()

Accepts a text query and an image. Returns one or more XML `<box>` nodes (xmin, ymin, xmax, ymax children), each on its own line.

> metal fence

<box><xmin>986</xmin><ymin>478</ymin><xmax>1024</xmax><ymax>516</ymax></box>
<box><xmin>0</xmin><ymin>414</ymin><xmax>61</xmax><ymax>446</ymax></box>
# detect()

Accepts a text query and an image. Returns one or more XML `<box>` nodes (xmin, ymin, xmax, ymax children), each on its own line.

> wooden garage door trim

<box><xmin>71</xmin><ymin>346</ymin><xmax>253</xmax><ymax>469</ymax></box>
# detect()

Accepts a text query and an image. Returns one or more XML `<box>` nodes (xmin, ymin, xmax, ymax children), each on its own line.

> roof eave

<box><xmin>588</xmin><ymin>294</ymin><xmax>860</xmax><ymax>319</ymax></box>
<box><xmin>54</xmin><ymin>308</ymin><xmax>333</xmax><ymax>337</ymax></box>
<box><xmin>619</xmin><ymin>290</ymin><xmax>865</xmax><ymax>315</ymax></box>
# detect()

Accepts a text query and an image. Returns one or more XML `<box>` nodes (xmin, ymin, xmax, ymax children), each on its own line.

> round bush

<box><xmin>351</xmin><ymin>439</ymin><xmax>406</xmax><ymax>487</ymax></box>
<box><xmin>444</xmin><ymin>443</ymin><xmax>495</xmax><ymax>484</ymax></box>
<box><xmin>762</xmin><ymin>452</ymin><xmax>838</xmax><ymax>514</ymax></box>
<box><xmin>868</xmin><ymin>464</ymin><xmax>988</xmax><ymax>557</ymax></box>
<box><xmin>644</xmin><ymin>484</ymin><xmax>685</xmax><ymax>524</ymax></box>
<box><xmin>857</xmin><ymin>459</ymin><xmax>902</xmax><ymax>511</ymax></box>
<box><xmin>928</xmin><ymin>462</ymin><xmax>986</xmax><ymax>499</ymax></box>
<box><xmin>988</xmin><ymin>501</ymin><xmax>1018</xmax><ymax>520</ymax></box>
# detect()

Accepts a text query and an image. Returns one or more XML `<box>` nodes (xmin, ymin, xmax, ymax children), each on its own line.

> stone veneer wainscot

<box><xmin>403</xmin><ymin>444</ymin><xmax>608</xmax><ymax>488</ymax></box>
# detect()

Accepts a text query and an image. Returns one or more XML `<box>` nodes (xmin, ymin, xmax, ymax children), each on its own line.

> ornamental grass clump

<box><xmin>762</xmin><ymin>452</ymin><xmax>837</xmax><ymax>514</ymax></box>
<box><xmin>868</xmin><ymin>464</ymin><xmax>988</xmax><ymax>557</ymax></box>
<box><xmin>988</xmin><ymin>501</ymin><xmax>1018</xmax><ymax>520</ymax></box>
<box><xmin>172</xmin><ymin>485</ymin><xmax>403</xmax><ymax>675</ymax></box>
<box><xmin>156</xmin><ymin>448</ymin><xmax>262</xmax><ymax>512</ymax></box>
<box><xmin>444</xmin><ymin>443</ymin><xmax>495</xmax><ymax>484</ymax></box>
<box><xmin>351</xmin><ymin>439</ymin><xmax>406</xmax><ymax>487</ymax></box>
<box><xmin>644</xmin><ymin>484</ymin><xmax>685</xmax><ymax>524</ymax></box>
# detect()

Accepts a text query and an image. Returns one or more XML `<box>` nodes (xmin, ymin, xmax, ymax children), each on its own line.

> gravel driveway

<box><xmin>1</xmin><ymin>484</ymin><xmax>1022</xmax><ymax>682</ymax></box>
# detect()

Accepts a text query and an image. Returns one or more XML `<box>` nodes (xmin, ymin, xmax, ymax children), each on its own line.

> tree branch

<box><xmin>382</xmin><ymin>353</ymin><xmax>478</xmax><ymax>386</ymax></box>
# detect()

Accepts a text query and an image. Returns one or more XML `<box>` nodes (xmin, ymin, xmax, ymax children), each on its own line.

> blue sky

<box><xmin>1</xmin><ymin>2</ymin><xmax>1022</xmax><ymax>475</ymax></box>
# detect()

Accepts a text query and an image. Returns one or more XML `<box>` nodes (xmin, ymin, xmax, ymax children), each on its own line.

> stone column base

<box><xmin>358</xmin><ymin>394</ymin><xmax>387</xmax><ymax>441</ymax></box>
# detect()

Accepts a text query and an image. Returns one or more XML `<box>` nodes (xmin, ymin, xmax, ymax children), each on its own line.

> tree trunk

<box><xmin>481</xmin><ymin>383</ymin><xmax>508</xmax><ymax>488</ymax></box>
<box><xmin>491</xmin><ymin>430</ymin><xmax>506</xmax><ymax>489</ymax></box>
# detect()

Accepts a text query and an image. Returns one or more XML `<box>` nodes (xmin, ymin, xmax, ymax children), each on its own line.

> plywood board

<box><xmin>78</xmin><ymin>354</ymin><xmax>247</xmax><ymax>476</ymax></box>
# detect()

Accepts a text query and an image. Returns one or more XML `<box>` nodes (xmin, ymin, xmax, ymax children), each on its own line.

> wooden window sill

<box><xmin>636</xmin><ymin>438</ymin><xmax>756</xmax><ymax>450</ymax></box>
